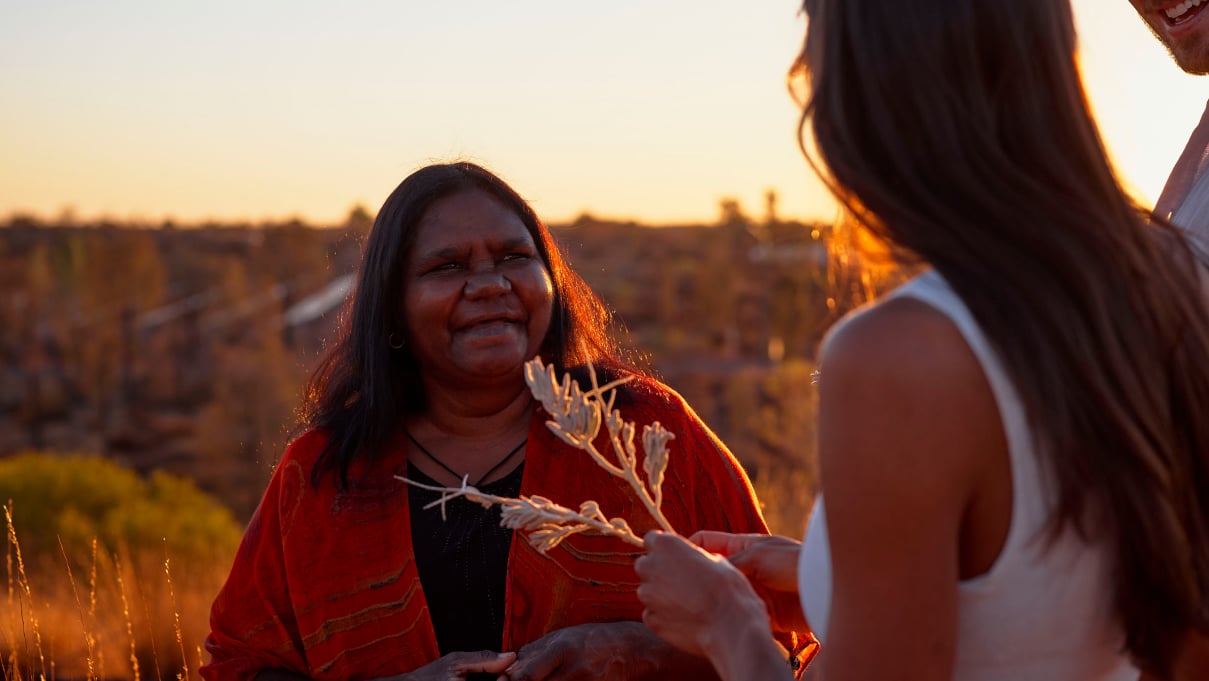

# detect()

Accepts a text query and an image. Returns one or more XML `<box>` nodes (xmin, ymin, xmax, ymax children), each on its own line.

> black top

<box><xmin>407</xmin><ymin>460</ymin><xmax>524</xmax><ymax>656</ymax></box>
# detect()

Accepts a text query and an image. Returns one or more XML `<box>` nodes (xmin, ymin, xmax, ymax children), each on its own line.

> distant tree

<box><xmin>569</xmin><ymin>212</ymin><xmax>599</xmax><ymax>228</ymax></box>
<box><xmin>5</xmin><ymin>213</ymin><xmax>42</xmax><ymax>229</ymax></box>
<box><xmin>343</xmin><ymin>204</ymin><xmax>374</xmax><ymax>235</ymax></box>
<box><xmin>70</xmin><ymin>231</ymin><xmax>167</xmax><ymax>418</ymax></box>
<box><xmin>191</xmin><ymin>258</ymin><xmax>300</xmax><ymax>518</ymax></box>
<box><xmin>261</xmin><ymin>222</ymin><xmax>330</xmax><ymax>293</ymax></box>
<box><xmin>24</xmin><ymin>242</ymin><xmax>54</xmax><ymax>317</ymax></box>
<box><xmin>717</xmin><ymin>197</ymin><xmax>749</xmax><ymax>226</ymax></box>
<box><xmin>56</xmin><ymin>205</ymin><xmax>79</xmax><ymax>228</ymax></box>
<box><xmin>764</xmin><ymin>189</ymin><xmax>779</xmax><ymax>225</ymax></box>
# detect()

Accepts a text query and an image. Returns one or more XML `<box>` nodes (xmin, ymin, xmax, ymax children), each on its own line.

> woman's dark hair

<box><xmin>793</xmin><ymin>0</ymin><xmax>1209</xmax><ymax>675</ymax></box>
<box><xmin>301</xmin><ymin>161</ymin><xmax>635</xmax><ymax>488</ymax></box>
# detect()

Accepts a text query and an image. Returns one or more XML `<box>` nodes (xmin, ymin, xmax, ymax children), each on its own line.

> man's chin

<box><xmin>1171</xmin><ymin>33</ymin><xmax>1209</xmax><ymax>74</ymax></box>
<box><xmin>1161</xmin><ymin>36</ymin><xmax>1209</xmax><ymax>74</ymax></box>
<box><xmin>1174</xmin><ymin>54</ymin><xmax>1209</xmax><ymax>76</ymax></box>
<box><xmin>1146</xmin><ymin>12</ymin><xmax>1209</xmax><ymax>74</ymax></box>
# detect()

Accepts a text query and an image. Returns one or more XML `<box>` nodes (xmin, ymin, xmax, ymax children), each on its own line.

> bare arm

<box><xmin>815</xmin><ymin>297</ymin><xmax>1000</xmax><ymax>681</ymax></box>
<box><xmin>707</xmin><ymin>617</ymin><xmax>797</xmax><ymax>681</ymax></box>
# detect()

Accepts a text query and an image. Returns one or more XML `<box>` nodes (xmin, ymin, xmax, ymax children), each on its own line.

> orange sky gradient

<box><xmin>1</xmin><ymin>1</ymin><xmax>1205</xmax><ymax>227</ymax></box>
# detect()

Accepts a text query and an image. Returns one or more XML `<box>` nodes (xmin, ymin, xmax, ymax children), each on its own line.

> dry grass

<box><xmin>3</xmin><ymin>504</ymin><xmax>228</xmax><ymax>681</ymax></box>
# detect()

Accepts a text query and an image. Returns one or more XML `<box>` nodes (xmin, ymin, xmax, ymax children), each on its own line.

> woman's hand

<box><xmin>503</xmin><ymin>621</ymin><xmax>715</xmax><ymax>680</ymax></box>
<box><xmin>635</xmin><ymin>531</ymin><xmax>773</xmax><ymax>657</ymax></box>
<box><xmin>690</xmin><ymin>531</ymin><xmax>809</xmax><ymax>633</ymax></box>
<box><xmin>392</xmin><ymin>651</ymin><xmax>515</xmax><ymax>681</ymax></box>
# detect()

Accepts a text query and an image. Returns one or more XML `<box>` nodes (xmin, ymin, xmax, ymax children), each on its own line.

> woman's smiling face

<box><xmin>402</xmin><ymin>188</ymin><xmax>554</xmax><ymax>387</ymax></box>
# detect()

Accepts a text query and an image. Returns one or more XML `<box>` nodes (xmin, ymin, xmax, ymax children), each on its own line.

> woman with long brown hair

<box><xmin>635</xmin><ymin>0</ymin><xmax>1209</xmax><ymax>679</ymax></box>
<box><xmin>199</xmin><ymin>162</ymin><xmax>799</xmax><ymax>681</ymax></box>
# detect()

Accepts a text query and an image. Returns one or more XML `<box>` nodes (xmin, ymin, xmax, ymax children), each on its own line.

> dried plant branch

<box><xmin>396</xmin><ymin>475</ymin><xmax>643</xmax><ymax>550</ymax></box>
<box><xmin>524</xmin><ymin>358</ymin><xmax>676</xmax><ymax>534</ymax></box>
<box><xmin>396</xmin><ymin>357</ymin><xmax>679</xmax><ymax>554</ymax></box>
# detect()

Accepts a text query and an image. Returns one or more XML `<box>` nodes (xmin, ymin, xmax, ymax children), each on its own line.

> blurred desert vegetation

<box><xmin>3</xmin><ymin>454</ymin><xmax>241</xmax><ymax>681</ymax></box>
<box><xmin>0</xmin><ymin>194</ymin><xmax>906</xmax><ymax>680</ymax></box>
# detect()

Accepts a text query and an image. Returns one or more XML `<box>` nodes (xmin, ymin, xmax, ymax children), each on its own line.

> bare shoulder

<box><xmin>819</xmin><ymin>294</ymin><xmax>981</xmax><ymax>389</ymax></box>
<box><xmin>817</xmin><ymin>294</ymin><xmax>999</xmax><ymax>496</ymax></box>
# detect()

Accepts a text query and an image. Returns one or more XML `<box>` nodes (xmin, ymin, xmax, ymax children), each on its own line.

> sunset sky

<box><xmin>2</xmin><ymin>1</ymin><xmax>1206</xmax><ymax>226</ymax></box>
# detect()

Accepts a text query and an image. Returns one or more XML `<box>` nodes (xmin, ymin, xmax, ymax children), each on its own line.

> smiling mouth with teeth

<box><xmin>1166</xmin><ymin>0</ymin><xmax>1207</xmax><ymax>25</ymax></box>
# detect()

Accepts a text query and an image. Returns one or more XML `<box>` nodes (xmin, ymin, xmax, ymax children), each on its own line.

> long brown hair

<box><xmin>792</xmin><ymin>0</ymin><xmax>1209</xmax><ymax>675</ymax></box>
<box><xmin>301</xmin><ymin>162</ymin><xmax>636</xmax><ymax>488</ymax></box>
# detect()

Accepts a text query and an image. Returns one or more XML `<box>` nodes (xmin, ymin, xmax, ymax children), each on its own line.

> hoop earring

<box><xmin>388</xmin><ymin>333</ymin><xmax>406</xmax><ymax>350</ymax></box>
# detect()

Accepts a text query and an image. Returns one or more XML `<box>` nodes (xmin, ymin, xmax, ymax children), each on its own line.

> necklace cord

<box><xmin>406</xmin><ymin>431</ymin><xmax>528</xmax><ymax>487</ymax></box>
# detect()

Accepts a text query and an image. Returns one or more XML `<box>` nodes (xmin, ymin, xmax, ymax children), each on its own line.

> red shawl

<box><xmin>202</xmin><ymin>377</ymin><xmax>815</xmax><ymax>680</ymax></box>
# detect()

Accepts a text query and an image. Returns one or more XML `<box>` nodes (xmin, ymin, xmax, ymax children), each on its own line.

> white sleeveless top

<box><xmin>798</xmin><ymin>271</ymin><xmax>1138</xmax><ymax>681</ymax></box>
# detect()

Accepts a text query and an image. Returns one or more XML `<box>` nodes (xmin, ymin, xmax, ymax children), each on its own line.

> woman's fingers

<box><xmin>726</xmin><ymin>536</ymin><xmax>803</xmax><ymax>592</ymax></box>
<box><xmin>687</xmin><ymin>530</ymin><xmax>766</xmax><ymax>556</ymax></box>
<box><xmin>451</xmin><ymin>650</ymin><xmax>515</xmax><ymax>675</ymax></box>
<box><xmin>636</xmin><ymin>532</ymin><xmax>715</xmax><ymax>656</ymax></box>
<box><xmin>638</xmin><ymin>531</ymin><xmax>771</xmax><ymax>656</ymax></box>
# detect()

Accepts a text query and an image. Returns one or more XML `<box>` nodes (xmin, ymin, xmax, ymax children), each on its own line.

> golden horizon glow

<box><xmin>0</xmin><ymin>1</ymin><xmax>1205</xmax><ymax>227</ymax></box>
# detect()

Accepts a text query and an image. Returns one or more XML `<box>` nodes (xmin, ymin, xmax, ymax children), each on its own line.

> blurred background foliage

<box><xmin>0</xmin><ymin>202</ymin><xmax>909</xmax><ymax>680</ymax></box>
<box><xmin>0</xmin><ymin>451</ymin><xmax>242</xmax><ymax>571</ymax></box>
<box><xmin>2</xmin><ymin>452</ymin><xmax>242</xmax><ymax>681</ymax></box>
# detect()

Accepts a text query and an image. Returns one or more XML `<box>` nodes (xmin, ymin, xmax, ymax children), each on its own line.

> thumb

<box><xmin>453</xmin><ymin>651</ymin><xmax>516</xmax><ymax>674</ymax></box>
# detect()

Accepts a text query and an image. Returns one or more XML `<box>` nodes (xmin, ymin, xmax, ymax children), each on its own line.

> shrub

<box><xmin>1</xmin><ymin>452</ymin><xmax>242</xmax><ymax>681</ymax></box>
<box><xmin>0</xmin><ymin>452</ymin><xmax>242</xmax><ymax>570</ymax></box>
